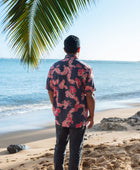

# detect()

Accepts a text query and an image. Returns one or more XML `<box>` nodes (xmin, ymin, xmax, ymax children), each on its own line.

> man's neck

<box><xmin>66</xmin><ymin>52</ymin><xmax>79</xmax><ymax>59</ymax></box>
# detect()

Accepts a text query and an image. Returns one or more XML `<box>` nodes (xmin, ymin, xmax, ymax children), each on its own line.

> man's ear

<box><xmin>64</xmin><ymin>48</ymin><xmax>66</xmax><ymax>53</ymax></box>
<box><xmin>77</xmin><ymin>47</ymin><xmax>80</xmax><ymax>53</ymax></box>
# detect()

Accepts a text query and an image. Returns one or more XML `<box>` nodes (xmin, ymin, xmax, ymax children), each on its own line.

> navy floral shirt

<box><xmin>46</xmin><ymin>55</ymin><xmax>95</xmax><ymax>128</ymax></box>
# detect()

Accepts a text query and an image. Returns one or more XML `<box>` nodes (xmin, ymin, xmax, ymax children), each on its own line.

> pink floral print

<box><xmin>46</xmin><ymin>55</ymin><xmax>95</xmax><ymax>128</ymax></box>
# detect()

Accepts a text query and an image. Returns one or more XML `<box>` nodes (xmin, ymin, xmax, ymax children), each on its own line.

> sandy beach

<box><xmin>0</xmin><ymin>105</ymin><xmax>140</xmax><ymax>170</ymax></box>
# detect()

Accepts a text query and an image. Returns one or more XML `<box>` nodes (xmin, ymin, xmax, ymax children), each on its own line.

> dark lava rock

<box><xmin>126</xmin><ymin>111</ymin><xmax>140</xmax><ymax>126</ymax></box>
<box><xmin>7</xmin><ymin>144</ymin><xmax>29</xmax><ymax>154</ymax></box>
<box><xmin>93</xmin><ymin>122</ymin><xmax>127</xmax><ymax>131</ymax></box>
<box><xmin>136</xmin><ymin>111</ymin><xmax>140</xmax><ymax>117</ymax></box>
<box><xmin>92</xmin><ymin>111</ymin><xmax>140</xmax><ymax>131</ymax></box>
<box><xmin>101</xmin><ymin>117</ymin><xmax>125</xmax><ymax>123</ymax></box>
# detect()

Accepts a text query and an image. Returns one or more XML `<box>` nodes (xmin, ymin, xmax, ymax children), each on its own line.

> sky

<box><xmin>0</xmin><ymin>0</ymin><xmax>140</xmax><ymax>61</ymax></box>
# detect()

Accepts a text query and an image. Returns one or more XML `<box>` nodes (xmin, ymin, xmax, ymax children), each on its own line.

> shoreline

<box><xmin>1</xmin><ymin>100</ymin><xmax>140</xmax><ymax>135</ymax></box>
<box><xmin>0</xmin><ymin>104</ymin><xmax>139</xmax><ymax>147</ymax></box>
<box><xmin>0</xmin><ymin>99</ymin><xmax>140</xmax><ymax>135</ymax></box>
<box><xmin>0</xmin><ymin>104</ymin><xmax>140</xmax><ymax>169</ymax></box>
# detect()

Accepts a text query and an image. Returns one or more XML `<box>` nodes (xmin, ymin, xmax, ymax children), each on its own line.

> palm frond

<box><xmin>1</xmin><ymin>0</ymin><xmax>94</xmax><ymax>68</ymax></box>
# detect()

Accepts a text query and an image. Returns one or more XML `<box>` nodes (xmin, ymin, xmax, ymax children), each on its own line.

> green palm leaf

<box><xmin>1</xmin><ymin>0</ymin><xmax>94</xmax><ymax>68</ymax></box>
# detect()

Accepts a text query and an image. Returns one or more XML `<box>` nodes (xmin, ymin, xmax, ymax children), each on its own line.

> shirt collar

<box><xmin>65</xmin><ymin>54</ymin><xmax>78</xmax><ymax>59</ymax></box>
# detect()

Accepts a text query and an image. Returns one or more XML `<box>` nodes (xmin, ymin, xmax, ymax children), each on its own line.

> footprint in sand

<box><xmin>39</xmin><ymin>160</ymin><xmax>49</xmax><ymax>165</ymax></box>
<box><xmin>27</xmin><ymin>154</ymin><xmax>32</xmax><ymax>156</ymax></box>
<box><xmin>33</xmin><ymin>153</ymin><xmax>38</xmax><ymax>156</ymax></box>
<box><xmin>41</xmin><ymin>163</ymin><xmax>54</xmax><ymax>168</ymax></box>
<box><xmin>19</xmin><ymin>163</ymin><xmax>24</xmax><ymax>167</ymax></box>
<box><xmin>30</xmin><ymin>157</ymin><xmax>37</xmax><ymax>161</ymax></box>
<box><xmin>11</xmin><ymin>160</ymin><xmax>16</xmax><ymax>162</ymax></box>
<box><xmin>49</xmin><ymin>148</ymin><xmax>54</xmax><ymax>151</ymax></box>
<box><xmin>37</xmin><ymin>152</ymin><xmax>53</xmax><ymax>159</ymax></box>
<box><xmin>129</xmin><ymin>138</ymin><xmax>137</xmax><ymax>142</ymax></box>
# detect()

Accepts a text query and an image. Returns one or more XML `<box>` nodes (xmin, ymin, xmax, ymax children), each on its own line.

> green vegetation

<box><xmin>1</xmin><ymin>0</ymin><xmax>94</xmax><ymax>68</ymax></box>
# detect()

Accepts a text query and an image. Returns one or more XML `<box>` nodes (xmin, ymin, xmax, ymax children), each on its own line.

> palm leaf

<box><xmin>1</xmin><ymin>0</ymin><xmax>94</xmax><ymax>68</ymax></box>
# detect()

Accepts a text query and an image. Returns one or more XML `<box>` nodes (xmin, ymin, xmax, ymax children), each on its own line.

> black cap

<box><xmin>64</xmin><ymin>35</ymin><xmax>80</xmax><ymax>54</ymax></box>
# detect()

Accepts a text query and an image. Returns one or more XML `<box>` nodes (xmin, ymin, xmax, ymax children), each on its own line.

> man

<box><xmin>46</xmin><ymin>35</ymin><xmax>95</xmax><ymax>170</ymax></box>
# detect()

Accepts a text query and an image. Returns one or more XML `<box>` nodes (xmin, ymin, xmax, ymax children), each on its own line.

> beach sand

<box><xmin>0</xmin><ymin>106</ymin><xmax>140</xmax><ymax>170</ymax></box>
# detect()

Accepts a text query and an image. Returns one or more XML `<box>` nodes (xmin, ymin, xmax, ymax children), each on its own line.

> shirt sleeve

<box><xmin>46</xmin><ymin>69</ymin><xmax>53</xmax><ymax>91</ymax></box>
<box><xmin>84</xmin><ymin>68</ymin><xmax>96</xmax><ymax>93</ymax></box>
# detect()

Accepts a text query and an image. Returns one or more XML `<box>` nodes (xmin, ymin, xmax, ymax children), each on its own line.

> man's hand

<box><xmin>87</xmin><ymin>116</ymin><xmax>94</xmax><ymax>129</ymax></box>
<box><xmin>86</xmin><ymin>92</ymin><xmax>95</xmax><ymax>129</ymax></box>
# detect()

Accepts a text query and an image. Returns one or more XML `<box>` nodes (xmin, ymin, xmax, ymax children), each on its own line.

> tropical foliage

<box><xmin>1</xmin><ymin>0</ymin><xmax>94</xmax><ymax>68</ymax></box>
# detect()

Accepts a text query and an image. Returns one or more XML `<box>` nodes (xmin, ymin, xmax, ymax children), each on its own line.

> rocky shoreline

<box><xmin>92</xmin><ymin>111</ymin><xmax>140</xmax><ymax>131</ymax></box>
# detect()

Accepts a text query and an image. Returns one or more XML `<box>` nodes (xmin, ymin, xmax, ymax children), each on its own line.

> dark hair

<box><xmin>64</xmin><ymin>35</ymin><xmax>80</xmax><ymax>54</ymax></box>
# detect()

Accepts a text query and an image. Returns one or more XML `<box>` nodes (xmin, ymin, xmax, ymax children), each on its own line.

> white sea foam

<box><xmin>0</xmin><ymin>102</ymin><xmax>52</xmax><ymax>119</ymax></box>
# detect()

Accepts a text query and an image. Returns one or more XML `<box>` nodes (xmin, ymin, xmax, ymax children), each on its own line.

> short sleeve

<box><xmin>46</xmin><ymin>69</ymin><xmax>53</xmax><ymax>91</ymax></box>
<box><xmin>84</xmin><ymin>68</ymin><xmax>96</xmax><ymax>93</ymax></box>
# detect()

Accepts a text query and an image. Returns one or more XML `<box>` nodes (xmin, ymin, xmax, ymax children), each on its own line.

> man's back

<box><xmin>47</xmin><ymin>54</ymin><xmax>95</xmax><ymax>128</ymax></box>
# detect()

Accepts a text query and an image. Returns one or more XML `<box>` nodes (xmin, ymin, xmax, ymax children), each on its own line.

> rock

<box><xmin>126</xmin><ymin>117</ymin><xmax>140</xmax><ymax>126</ymax></box>
<box><xmin>94</xmin><ymin>117</ymin><xmax>127</xmax><ymax>131</ymax></box>
<box><xmin>136</xmin><ymin>111</ymin><xmax>140</xmax><ymax>117</ymax></box>
<box><xmin>125</xmin><ymin>111</ymin><xmax>140</xmax><ymax>126</ymax></box>
<box><xmin>101</xmin><ymin>117</ymin><xmax>125</xmax><ymax>123</ymax></box>
<box><xmin>92</xmin><ymin>111</ymin><xmax>140</xmax><ymax>131</ymax></box>
<box><xmin>7</xmin><ymin>144</ymin><xmax>29</xmax><ymax>154</ymax></box>
<box><xmin>93</xmin><ymin>122</ymin><xmax>127</xmax><ymax>131</ymax></box>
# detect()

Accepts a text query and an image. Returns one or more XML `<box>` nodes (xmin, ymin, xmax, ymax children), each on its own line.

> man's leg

<box><xmin>54</xmin><ymin>124</ymin><xmax>69</xmax><ymax>170</ymax></box>
<box><xmin>69</xmin><ymin>126</ymin><xmax>86</xmax><ymax>170</ymax></box>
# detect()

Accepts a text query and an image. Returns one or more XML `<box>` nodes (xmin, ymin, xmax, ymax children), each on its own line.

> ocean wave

<box><xmin>96</xmin><ymin>91</ymin><xmax>140</xmax><ymax>101</ymax></box>
<box><xmin>0</xmin><ymin>102</ymin><xmax>52</xmax><ymax>119</ymax></box>
<box><xmin>0</xmin><ymin>93</ymin><xmax>50</xmax><ymax>106</ymax></box>
<box><xmin>1</xmin><ymin>90</ymin><xmax>140</xmax><ymax>119</ymax></box>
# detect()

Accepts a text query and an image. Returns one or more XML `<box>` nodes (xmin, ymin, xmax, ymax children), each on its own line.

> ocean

<box><xmin>0</xmin><ymin>58</ymin><xmax>140</xmax><ymax>134</ymax></box>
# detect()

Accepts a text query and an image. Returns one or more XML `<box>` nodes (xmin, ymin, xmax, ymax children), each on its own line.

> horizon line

<box><xmin>0</xmin><ymin>57</ymin><xmax>139</xmax><ymax>63</ymax></box>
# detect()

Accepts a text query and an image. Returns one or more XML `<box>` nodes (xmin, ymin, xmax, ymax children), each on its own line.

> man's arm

<box><xmin>86</xmin><ymin>92</ymin><xmax>95</xmax><ymax>129</ymax></box>
<box><xmin>48</xmin><ymin>90</ymin><xmax>54</xmax><ymax>105</ymax></box>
